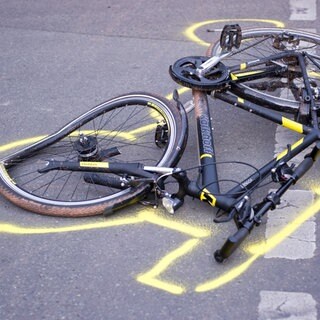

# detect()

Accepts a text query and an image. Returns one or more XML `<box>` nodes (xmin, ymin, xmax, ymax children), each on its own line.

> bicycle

<box><xmin>1</xmin><ymin>25</ymin><xmax>320</xmax><ymax>262</ymax></box>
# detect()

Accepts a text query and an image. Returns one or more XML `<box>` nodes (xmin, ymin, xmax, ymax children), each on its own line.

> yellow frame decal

<box><xmin>282</xmin><ymin>117</ymin><xmax>304</xmax><ymax>133</ymax></box>
<box><xmin>276</xmin><ymin>138</ymin><xmax>304</xmax><ymax>160</ymax></box>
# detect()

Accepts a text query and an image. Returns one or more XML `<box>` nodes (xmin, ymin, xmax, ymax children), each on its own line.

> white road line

<box><xmin>258</xmin><ymin>291</ymin><xmax>317</xmax><ymax>320</ymax></box>
<box><xmin>289</xmin><ymin>0</ymin><xmax>317</xmax><ymax>20</ymax></box>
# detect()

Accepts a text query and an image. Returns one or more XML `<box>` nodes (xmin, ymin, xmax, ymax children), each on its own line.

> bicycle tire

<box><xmin>207</xmin><ymin>28</ymin><xmax>320</xmax><ymax>114</ymax></box>
<box><xmin>0</xmin><ymin>92</ymin><xmax>185</xmax><ymax>217</ymax></box>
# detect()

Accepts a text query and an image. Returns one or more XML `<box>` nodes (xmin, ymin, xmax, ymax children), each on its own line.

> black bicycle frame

<box><xmin>186</xmin><ymin>50</ymin><xmax>320</xmax><ymax>214</ymax></box>
<box><xmin>187</xmin><ymin>88</ymin><xmax>320</xmax><ymax>213</ymax></box>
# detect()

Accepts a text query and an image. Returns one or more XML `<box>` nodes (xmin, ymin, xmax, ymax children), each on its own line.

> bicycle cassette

<box><xmin>169</xmin><ymin>56</ymin><xmax>229</xmax><ymax>91</ymax></box>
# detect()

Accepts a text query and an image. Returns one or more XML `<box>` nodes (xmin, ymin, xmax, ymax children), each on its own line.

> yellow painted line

<box><xmin>0</xmin><ymin>209</ymin><xmax>210</xmax><ymax>237</ymax></box>
<box><xmin>282</xmin><ymin>117</ymin><xmax>304</xmax><ymax>133</ymax></box>
<box><xmin>0</xmin><ymin>135</ymin><xmax>47</xmax><ymax>153</ymax></box>
<box><xmin>196</xmin><ymin>255</ymin><xmax>259</xmax><ymax>292</ymax></box>
<box><xmin>129</xmin><ymin>123</ymin><xmax>158</xmax><ymax>135</ymax></box>
<box><xmin>3</xmin><ymin>19</ymin><xmax>320</xmax><ymax>295</ymax></box>
<box><xmin>137</xmin><ymin>239</ymin><xmax>200</xmax><ymax>295</ymax></box>
<box><xmin>183</xmin><ymin>19</ymin><xmax>285</xmax><ymax>47</ymax></box>
<box><xmin>196</xmin><ymin>194</ymin><xmax>320</xmax><ymax>292</ymax></box>
<box><xmin>0</xmin><ymin>216</ymin><xmax>144</xmax><ymax>235</ymax></box>
<box><xmin>246</xmin><ymin>195</ymin><xmax>320</xmax><ymax>255</ymax></box>
<box><xmin>165</xmin><ymin>87</ymin><xmax>190</xmax><ymax>101</ymax></box>
<box><xmin>0</xmin><ymin>89</ymin><xmax>191</xmax><ymax>157</ymax></box>
<box><xmin>276</xmin><ymin>138</ymin><xmax>304</xmax><ymax>160</ymax></box>
<box><xmin>68</xmin><ymin>130</ymin><xmax>135</xmax><ymax>140</ymax></box>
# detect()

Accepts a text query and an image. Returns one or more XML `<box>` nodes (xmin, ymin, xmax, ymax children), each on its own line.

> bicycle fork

<box><xmin>214</xmin><ymin>143</ymin><xmax>319</xmax><ymax>262</ymax></box>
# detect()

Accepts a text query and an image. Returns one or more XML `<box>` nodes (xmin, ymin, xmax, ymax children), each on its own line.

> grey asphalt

<box><xmin>0</xmin><ymin>1</ymin><xmax>319</xmax><ymax>319</ymax></box>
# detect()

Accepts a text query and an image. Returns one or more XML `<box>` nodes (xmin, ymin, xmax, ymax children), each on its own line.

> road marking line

<box><xmin>264</xmin><ymin>190</ymin><xmax>316</xmax><ymax>259</ymax></box>
<box><xmin>258</xmin><ymin>291</ymin><xmax>317</xmax><ymax>320</ymax></box>
<box><xmin>183</xmin><ymin>19</ymin><xmax>285</xmax><ymax>47</ymax></box>
<box><xmin>289</xmin><ymin>0</ymin><xmax>317</xmax><ymax>20</ymax></box>
<box><xmin>136</xmin><ymin>239</ymin><xmax>200</xmax><ymax>295</ymax></box>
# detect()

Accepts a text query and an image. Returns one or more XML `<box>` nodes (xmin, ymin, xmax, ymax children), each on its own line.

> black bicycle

<box><xmin>1</xmin><ymin>25</ymin><xmax>320</xmax><ymax>262</ymax></box>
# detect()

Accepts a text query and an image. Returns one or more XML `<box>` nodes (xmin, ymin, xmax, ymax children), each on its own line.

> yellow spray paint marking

<box><xmin>0</xmin><ymin>215</ymin><xmax>144</xmax><ymax>235</ymax></box>
<box><xmin>0</xmin><ymin>88</ymin><xmax>191</xmax><ymax>155</ymax></box>
<box><xmin>137</xmin><ymin>239</ymin><xmax>201</xmax><ymax>295</ymax></box>
<box><xmin>70</xmin><ymin>130</ymin><xmax>136</xmax><ymax>141</ymax></box>
<box><xmin>0</xmin><ymin>208</ymin><xmax>210</xmax><ymax>295</ymax></box>
<box><xmin>195</xmin><ymin>193</ymin><xmax>320</xmax><ymax>292</ymax></box>
<box><xmin>1</xmin><ymin>19</ymin><xmax>320</xmax><ymax>296</ymax></box>
<box><xmin>165</xmin><ymin>87</ymin><xmax>190</xmax><ymax>101</ymax></box>
<box><xmin>246</xmin><ymin>194</ymin><xmax>320</xmax><ymax>256</ymax></box>
<box><xmin>196</xmin><ymin>255</ymin><xmax>259</xmax><ymax>292</ymax></box>
<box><xmin>0</xmin><ymin>135</ymin><xmax>47</xmax><ymax>153</ymax></box>
<box><xmin>183</xmin><ymin>19</ymin><xmax>285</xmax><ymax>47</ymax></box>
<box><xmin>0</xmin><ymin>210</ymin><xmax>210</xmax><ymax>237</ymax></box>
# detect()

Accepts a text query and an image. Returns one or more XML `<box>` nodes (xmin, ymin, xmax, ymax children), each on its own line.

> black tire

<box><xmin>214</xmin><ymin>250</ymin><xmax>225</xmax><ymax>263</ymax></box>
<box><xmin>207</xmin><ymin>28</ymin><xmax>320</xmax><ymax>115</ymax></box>
<box><xmin>0</xmin><ymin>92</ymin><xmax>184</xmax><ymax>217</ymax></box>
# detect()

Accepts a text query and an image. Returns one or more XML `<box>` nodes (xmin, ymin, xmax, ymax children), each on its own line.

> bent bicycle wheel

<box><xmin>208</xmin><ymin>28</ymin><xmax>320</xmax><ymax>117</ymax></box>
<box><xmin>0</xmin><ymin>92</ymin><xmax>184</xmax><ymax>217</ymax></box>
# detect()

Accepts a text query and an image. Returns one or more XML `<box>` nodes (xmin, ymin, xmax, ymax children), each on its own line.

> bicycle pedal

<box><xmin>220</xmin><ymin>24</ymin><xmax>242</xmax><ymax>52</ymax></box>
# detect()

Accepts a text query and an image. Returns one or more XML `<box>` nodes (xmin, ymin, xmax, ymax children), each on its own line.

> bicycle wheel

<box><xmin>0</xmin><ymin>92</ymin><xmax>185</xmax><ymax>217</ymax></box>
<box><xmin>208</xmin><ymin>28</ymin><xmax>320</xmax><ymax>115</ymax></box>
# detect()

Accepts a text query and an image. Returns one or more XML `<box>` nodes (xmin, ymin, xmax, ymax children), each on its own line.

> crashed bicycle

<box><xmin>1</xmin><ymin>25</ymin><xmax>320</xmax><ymax>262</ymax></box>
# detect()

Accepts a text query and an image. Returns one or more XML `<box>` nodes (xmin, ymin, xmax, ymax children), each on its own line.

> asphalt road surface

<box><xmin>0</xmin><ymin>1</ymin><xmax>319</xmax><ymax>319</ymax></box>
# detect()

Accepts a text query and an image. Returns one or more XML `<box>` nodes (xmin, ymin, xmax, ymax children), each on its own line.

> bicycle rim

<box><xmin>0</xmin><ymin>93</ymin><xmax>181</xmax><ymax>216</ymax></box>
<box><xmin>208</xmin><ymin>28</ymin><xmax>320</xmax><ymax>113</ymax></box>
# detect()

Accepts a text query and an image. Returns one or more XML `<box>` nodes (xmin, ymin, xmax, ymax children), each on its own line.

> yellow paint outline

<box><xmin>137</xmin><ymin>239</ymin><xmax>201</xmax><ymax>295</ymax></box>
<box><xmin>196</xmin><ymin>192</ymin><xmax>320</xmax><ymax>292</ymax></box>
<box><xmin>0</xmin><ymin>88</ymin><xmax>190</xmax><ymax>154</ymax></box>
<box><xmin>0</xmin><ymin>209</ymin><xmax>211</xmax><ymax>295</ymax></box>
<box><xmin>183</xmin><ymin>19</ymin><xmax>285</xmax><ymax>47</ymax></box>
<box><xmin>1</xmin><ymin>19</ymin><xmax>320</xmax><ymax>296</ymax></box>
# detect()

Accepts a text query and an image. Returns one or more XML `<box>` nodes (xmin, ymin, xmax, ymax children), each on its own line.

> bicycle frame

<box><xmin>164</xmin><ymin>48</ymin><xmax>320</xmax><ymax>260</ymax></box>
<box><xmin>170</xmin><ymin>50</ymin><xmax>319</xmax><ymax>205</ymax></box>
<box><xmin>3</xmin><ymin>35</ymin><xmax>318</xmax><ymax>261</ymax></box>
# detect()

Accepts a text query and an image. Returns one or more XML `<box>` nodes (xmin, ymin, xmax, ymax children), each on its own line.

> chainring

<box><xmin>169</xmin><ymin>56</ymin><xmax>229</xmax><ymax>91</ymax></box>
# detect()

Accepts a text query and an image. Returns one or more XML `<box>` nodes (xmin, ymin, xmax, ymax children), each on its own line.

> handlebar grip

<box><xmin>214</xmin><ymin>226</ymin><xmax>250</xmax><ymax>262</ymax></box>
